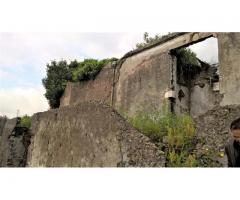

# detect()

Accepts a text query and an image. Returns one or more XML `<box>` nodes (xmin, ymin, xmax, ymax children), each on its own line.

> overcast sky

<box><xmin>0</xmin><ymin>33</ymin><xmax>218</xmax><ymax>118</ymax></box>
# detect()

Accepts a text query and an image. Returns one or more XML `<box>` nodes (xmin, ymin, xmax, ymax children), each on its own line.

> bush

<box><xmin>172</xmin><ymin>48</ymin><xmax>201</xmax><ymax>82</ymax></box>
<box><xmin>166</xmin><ymin>114</ymin><xmax>195</xmax><ymax>149</ymax></box>
<box><xmin>42</xmin><ymin>60</ymin><xmax>71</xmax><ymax>108</ymax></box>
<box><xmin>42</xmin><ymin>58</ymin><xmax>117</xmax><ymax>108</ymax></box>
<box><xmin>72</xmin><ymin>58</ymin><xmax>117</xmax><ymax>82</ymax></box>
<box><xmin>174</xmin><ymin>48</ymin><xmax>200</xmax><ymax>68</ymax></box>
<box><xmin>129</xmin><ymin>110</ymin><xmax>195</xmax><ymax>146</ymax></box>
<box><xmin>135</xmin><ymin>32</ymin><xmax>172</xmax><ymax>49</ymax></box>
<box><xmin>128</xmin><ymin>108</ymin><xmax>197</xmax><ymax>167</ymax></box>
<box><xmin>167</xmin><ymin>150</ymin><xmax>199</xmax><ymax>167</ymax></box>
<box><xmin>20</xmin><ymin>115</ymin><xmax>31</xmax><ymax>128</ymax></box>
<box><xmin>71</xmin><ymin>59</ymin><xmax>110</xmax><ymax>82</ymax></box>
<box><xmin>129</xmin><ymin>110</ymin><xmax>171</xmax><ymax>142</ymax></box>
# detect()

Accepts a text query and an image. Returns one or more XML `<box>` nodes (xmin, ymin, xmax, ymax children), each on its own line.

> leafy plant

<box><xmin>136</xmin><ymin>32</ymin><xmax>172</xmax><ymax>49</ymax></box>
<box><xmin>167</xmin><ymin>150</ymin><xmax>199</xmax><ymax>167</ymax></box>
<box><xmin>172</xmin><ymin>48</ymin><xmax>201</xmax><ymax>83</ymax></box>
<box><xmin>20</xmin><ymin>115</ymin><xmax>31</xmax><ymax>129</ymax></box>
<box><xmin>128</xmin><ymin>110</ymin><xmax>171</xmax><ymax>142</ymax></box>
<box><xmin>42</xmin><ymin>60</ymin><xmax>71</xmax><ymax>108</ymax></box>
<box><xmin>71</xmin><ymin>58</ymin><xmax>113</xmax><ymax>82</ymax></box>
<box><xmin>42</xmin><ymin>58</ymin><xmax>117</xmax><ymax>108</ymax></box>
<box><xmin>166</xmin><ymin>114</ymin><xmax>195</xmax><ymax>149</ymax></box>
<box><xmin>128</xmin><ymin>107</ymin><xmax>197</xmax><ymax>167</ymax></box>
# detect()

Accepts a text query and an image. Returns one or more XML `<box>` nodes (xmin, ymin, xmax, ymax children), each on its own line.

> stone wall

<box><xmin>60</xmin><ymin>64</ymin><xmax>114</xmax><ymax>107</ymax></box>
<box><xmin>27</xmin><ymin>102</ymin><xmax>165</xmax><ymax>167</ymax></box>
<box><xmin>0</xmin><ymin>117</ymin><xmax>7</xmax><ymax>137</ymax></box>
<box><xmin>113</xmin><ymin>52</ymin><xmax>172</xmax><ymax>117</ymax></box>
<box><xmin>0</xmin><ymin>118</ymin><xmax>16</xmax><ymax>166</ymax></box>
<box><xmin>193</xmin><ymin>105</ymin><xmax>240</xmax><ymax>167</ymax></box>
<box><xmin>174</xmin><ymin>85</ymin><xmax>189</xmax><ymax>114</ymax></box>
<box><xmin>218</xmin><ymin>32</ymin><xmax>240</xmax><ymax>105</ymax></box>
<box><xmin>0</xmin><ymin>117</ymin><xmax>31</xmax><ymax>167</ymax></box>
<box><xmin>190</xmin><ymin>66</ymin><xmax>222</xmax><ymax>117</ymax></box>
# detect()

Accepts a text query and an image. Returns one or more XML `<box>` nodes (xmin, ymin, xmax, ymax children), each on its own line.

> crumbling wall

<box><xmin>27</xmin><ymin>102</ymin><xmax>165</xmax><ymax>167</ymax></box>
<box><xmin>218</xmin><ymin>33</ymin><xmax>240</xmax><ymax>105</ymax></box>
<box><xmin>0</xmin><ymin>117</ymin><xmax>31</xmax><ymax>167</ymax></box>
<box><xmin>0</xmin><ymin>116</ymin><xmax>7</xmax><ymax>138</ymax></box>
<box><xmin>60</xmin><ymin>64</ymin><xmax>114</xmax><ymax>107</ymax></box>
<box><xmin>190</xmin><ymin>66</ymin><xmax>222</xmax><ymax>117</ymax></box>
<box><xmin>193</xmin><ymin>105</ymin><xmax>240</xmax><ymax>167</ymax></box>
<box><xmin>174</xmin><ymin>85</ymin><xmax>189</xmax><ymax>114</ymax></box>
<box><xmin>0</xmin><ymin>118</ymin><xmax>17</xmax><ymax>166</ymax></box>
<box><xmin>113</xmin><ymin>52</ymin><xmax>172</xmax><ymax>117</ymax></box>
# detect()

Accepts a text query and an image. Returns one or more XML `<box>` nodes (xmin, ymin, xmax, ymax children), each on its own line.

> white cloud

<box><xmin>0</xmin><ymin>69</ymin><xmax>12</xmax><ymax>79</ymax></box>
<box><xmin>189</xmin><ymin>37</ymin><xmax>218</xmax><ymax>64</ymax></box>
<box><xmin>0</xmin><ymin>86</ymin><xmax>49</xmax><ymax>118</ymax></box>
<box><xmin>0</xmin><ymin>33</ymin><xmax>144</xmax><ymax>75</ymax></box>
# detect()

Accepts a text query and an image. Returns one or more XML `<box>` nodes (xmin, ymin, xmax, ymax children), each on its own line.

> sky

<box><xmin>0</xmin><ymin>33</ymin><xmax>218</xmax><ymax>118</ymax></box>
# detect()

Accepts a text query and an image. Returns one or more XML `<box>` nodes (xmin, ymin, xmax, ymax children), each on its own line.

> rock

<box><xmin>27</xmin><ymin>102</ymin><xmax>165</xmax><ymax>167</ymax></box>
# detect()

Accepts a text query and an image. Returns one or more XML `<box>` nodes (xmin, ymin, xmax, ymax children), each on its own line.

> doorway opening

<box><xmin>170</xmin><ymin>37</ymin><xmax>220</xmax><ymax>117</ymax></box>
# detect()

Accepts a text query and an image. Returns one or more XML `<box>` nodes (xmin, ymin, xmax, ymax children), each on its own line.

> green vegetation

<box><xmin>42</xmin><ymin>58</ymin><xmax>117</xmax><ymax>108</ymax></box>
<box><xmin>71</xmin><ymin>58</ymin><xmax>116</xmax><ymax>82</ymax></box>
<box><xmin>129</xmin><ymin>110</ymin><xmax>173</xmax><ymax>142</ymax></box>
<box><xmin>172</xmin><ymin>48</ymin><xmax>201</xmax><ymax>85</ymax></box>
<box><xmin>42</xmin><ymin>60</ymin><xmax>71</xmax><ymax>108</ymax></box>
<box><xmin>20</xmin><ymin>115</ymin><xmax>31</xmax><ymax>128</ymax></box>
<box><xmin>174</xmin><ymin>48</ymin><xmax>200</xmax><ymax>69</ymax></box>
<box><xmin>167</xmin><ymin>150</ymin><xmax>198</xmax><ymax>167</ymax></box>
<box><xmin>128</xmin><ymin>108</ymin><xmax>198</xmax><ymax>167</ymax></box>
<box><xmin>136</xmin><ymin>32</ymin><xmax>200</xmax><ymax>80</ymax></box>
<box><xmin>129</xmin><ymin>110</ymin><xmax>195</xmax><ymax>145</ymax></box>
<box><xmin>135</xmin><ymin>32</ymin><xmax>172</xmax><ymax>49</ymax></box>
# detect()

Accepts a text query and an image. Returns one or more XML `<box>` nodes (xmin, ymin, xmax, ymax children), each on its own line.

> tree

<box><xmin>42</xmin><ymin>58</ymin><xmax>117</xmax><ymax>108</ymax></box>
<box><xmin>42</xmin><ymin>60</ymin><xmax>71</xmax><ymax>108</ymax></box>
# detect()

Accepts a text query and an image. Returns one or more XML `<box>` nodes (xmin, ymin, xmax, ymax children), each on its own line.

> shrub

<box><xmin>166</xmin><ymin>114</ymin><xmax>195</xmax><ymax>149</ymax></box>
<box><xmin>135</xmin><ymin>32</ymin><xmax>172</xmax><ymax>49</ymax></box>
<box><xmin>42</xmin><ymin>60</ymin><xmax>71</xmax><ymax>108</ymax></box>
<box><xmin>20</xmin><ymin>115</ymin><xmax>31</xmax><ymax>128</ymax></box>
<box><xmin>129</xmin><ymin>110</ymin><xmax>171</xmax><ymax>142</ymax></box>
<box><xmin>167</xmin><ymin>150</ymin><xmax>199</xmax><ymax>167</ymax></box>
<box><xmin>42</xmin><ymin>58</ymin><xmax>117</xmax><ymax>108</ymax></box>
<box><xmin>172</xmin><ymin>48</ymin><xmax>201</xmax><ymax>82</ymax></box>
<box><xmin>71</xmin><ymin>58</ymin><xmax>117</xmax><ymax>82</ymax></box>
<box><xmin>129</xmin><ymin>110</ymin><xmax>195</xmax><ymax>146</ymax></box>
<box><xmin>128</xmin><ymin>108</ymin><xmax>197</xmax><ymax>167</ymax></box>
<box><xmin>72</xmin><ymin>59</ymin><xmax>107</xmax><ymax>82</ymax></box>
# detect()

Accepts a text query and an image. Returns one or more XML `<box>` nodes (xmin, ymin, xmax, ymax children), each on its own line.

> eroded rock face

<box><xmin>0</xmin><ymin>118</ymin><xmax>31</xmax><ymax>167</ymax></box>
<box><xmin>194</xmin><ymin>105</ymin><xmax>240</xmax><ymax>167</ymax></box>
<box><xmin>60</xmin><ymin>64</ymin><xmax>114</xmax><ymax>107</ymax></box>
<box><xmin>27</xmin><ymin>102</ymin><xmax>165</xmax><ymax>167</ymax></box>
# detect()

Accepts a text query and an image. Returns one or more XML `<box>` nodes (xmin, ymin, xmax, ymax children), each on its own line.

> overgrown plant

<box><xmin>20</xmin><ymin>115</ymin><xmax>31</xmax><ymax>129</ymax></box>
<box><xmin>128</xmin><ymin>106</ymin><xmax>197</xmax><ymax>167</ymax></box>
<box><xmin>167</xmin><ymin>150</ymin><xmax>198</xmax><ymax>167</ymax></box>
<box><xmin>172</xmin><ymin>48</ymin><xmax>201</xmax><ymax>83</ymax></box>
<box><xmin>71</xmin><ymin>58</ymin><xmax>116</xmax><ymax>82</ymax></box>
<box><xmin>42</xmin><ymin>60</ymin><xmax>71</xmax><ymax>108</ymax></box>
<box><xmin>135</xmin><ymin>32</ymin><xmax>175</xmax><ymax>49</ymax></box>
<box><xmin>42</xmin><ymin>58</ymin><xmax>117</xmax><ymax>108</ymax></box>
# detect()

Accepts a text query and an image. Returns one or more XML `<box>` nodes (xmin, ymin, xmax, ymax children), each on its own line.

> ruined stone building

<box><xmin>60</xmin><ymin>32</ymin><xmax>240</xmax><ymax>118</ymax></box>
<box><xmin>1</xmin><ymin>32</ymin><xmax>240</xmax><ymax>167</ymax></box>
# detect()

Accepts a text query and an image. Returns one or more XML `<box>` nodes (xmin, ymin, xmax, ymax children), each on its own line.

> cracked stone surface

<box><xmin>0</xmin><ymin>117</ymin><xmax>31</xmax><ymax>167</ymax></box>
<box><xmin>27</xmin><ymin>102</ymin><xmax>165</xmax><ymax>167</ymax></box>
<box><xmin>193</xmin><ymin>105</ymin><xmax>240</xmax><ymax>167</ymax></box>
